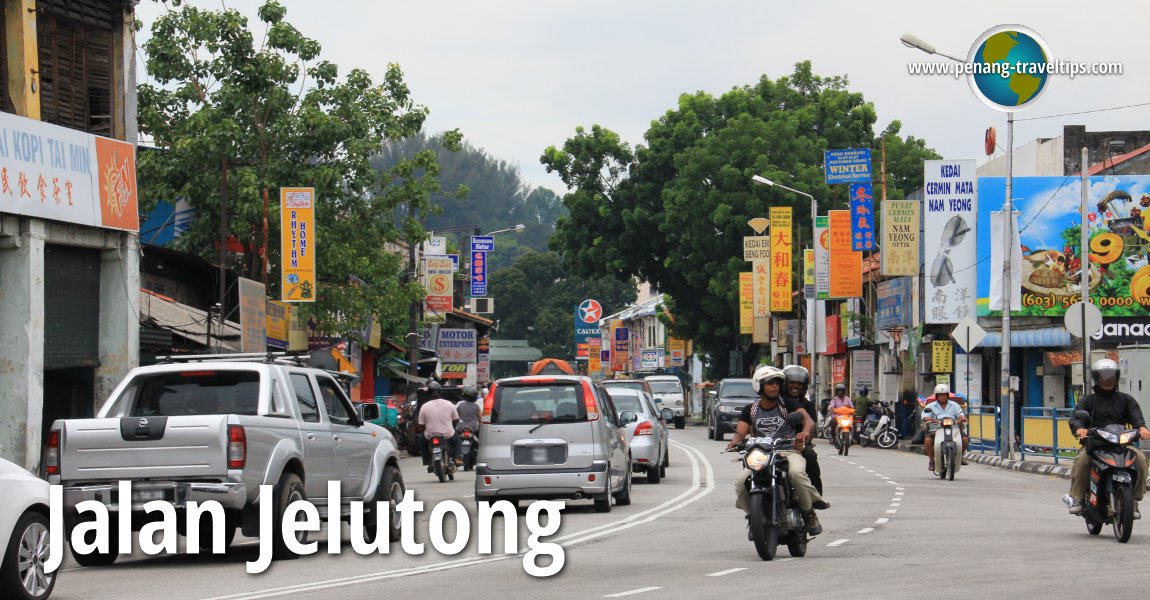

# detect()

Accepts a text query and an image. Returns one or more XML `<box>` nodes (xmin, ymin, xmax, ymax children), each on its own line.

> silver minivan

<box><xmin>475</xmin><ymin>375</ymin><xmax>632</xmax><ymax>512</ymax></box>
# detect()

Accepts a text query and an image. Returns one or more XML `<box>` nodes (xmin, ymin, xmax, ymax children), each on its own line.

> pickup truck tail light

<box><xmin>227</xmin><ymin>425</ymin><xmax>246</xmax><ymax>469</ymax></box>
<box><xmin>45</xmin><ymin>430</ymin><xmax>60</xmax><ymax>475</ymax></box>
<box><xmin>634</xmin><ymin>421</ymin><xmax>654</xmax><ymax>436</ymax></box>
<box><xmin>581</xmin><ymin>381</ymin><xmax>599</xmax><ymax>421</ymax></box>
<box><xmin>480</xmin><ymin>383</ymin><xmax>498</xmax><ymax>424</ymax></box>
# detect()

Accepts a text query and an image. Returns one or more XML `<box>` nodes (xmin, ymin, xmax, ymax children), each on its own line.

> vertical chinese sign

<box><xmin>769</xmin><ymin>207</ymin><xmax>792</xmax><ymax>312</ymax></box>
<box><xmin>848</xmin><ymin>182</ymin><xmax>875</xmax><ymax>250</ymax></box>
<box><xmin>828</xmin><ymin>210</ymin><xmax>862</xmax><ymax>298</ymax></box>
<box><xmin>471</xmin><ymin>250</ymin><xmax>487</xmax><ymax>297</ymax></box>
<box><xmin>281</xmin><ymin>187</ymin><xmax>315</xmax><ymax>302</ymax></box>
<box><xmin>739</xmin><ymin>272</ymin><xmax>753</xmax><ymax>334</ymax></box>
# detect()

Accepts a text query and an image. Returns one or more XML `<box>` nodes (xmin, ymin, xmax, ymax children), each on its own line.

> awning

<box><xmin>980</xmin><ymin>326</ymin><xmax>1071</xmax><ymax>348</ymax></box>
<box><xmin>385</xmin><ymin>366</ymin><xmax>427</xmax><ymax>385</ymax></box>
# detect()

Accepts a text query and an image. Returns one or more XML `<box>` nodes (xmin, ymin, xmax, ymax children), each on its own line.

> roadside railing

<box><xmin>1019</xmin><ymin>406</ymin><xmax>1079</xmax><ymax>464</ymax></box>
<box><xmin>967</xmin><ymin>405</ymin><xmax>1000</xmax><ymax>455</ymax></box>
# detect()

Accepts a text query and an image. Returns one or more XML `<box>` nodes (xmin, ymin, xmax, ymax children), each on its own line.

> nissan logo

<box><xmin>138</xmin><ymin>418</ymin><xmax>149</xmax><ymax>428</ymax></box>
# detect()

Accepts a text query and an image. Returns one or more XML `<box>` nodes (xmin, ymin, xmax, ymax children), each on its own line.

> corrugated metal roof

<box><xmin>139</xmin><ymin>289</ymin><xmax>241</xmax><ymax>352</ymax></box>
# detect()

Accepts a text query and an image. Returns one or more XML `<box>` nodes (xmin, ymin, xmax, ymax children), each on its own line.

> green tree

<box><xmin>137</xmin><ymin>1</ymin><xmax>462</xmax><ymax>340</ymax></box>
<box><xmin>488</xmin><ymin>250</ymin><xmax>635</xmax><ymax>361</ymax></box>
<box><xmin>875</xmin><ymin>120</ymin><xmax>942</xmax><ymax>200</ymax></box>
<box><xmin>546</xmin><ymin>62</ymin><xmax>936</xmax><ymax>369</ymax></box>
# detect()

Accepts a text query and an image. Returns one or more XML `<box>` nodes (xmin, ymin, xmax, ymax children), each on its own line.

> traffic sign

<box><xmin>950</xmin><ymin>317</ymin><xmax>987</xmax><ymax>353</ymax></box>
<box><xmin>1064</xmin><ymin>301</ymin><xmax>1102</xmax><ymax>338</ymax></box>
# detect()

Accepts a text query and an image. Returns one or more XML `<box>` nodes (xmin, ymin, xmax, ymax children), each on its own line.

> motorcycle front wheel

<box><xmin>947</xmin><ymin>446</ymin><xmax>957</xmax><ymax>481</ymax></box>
<box><xmin>1085</xmin><ymin>513</ymin><xmax>1103</xmax><ymax>535</ymax></box>
<box><xmin>1113</xmin><ymin>483</ymin><xmax>1134</xmax><ymax>543</ymax></box>
<box><xmin>749</xmin><ymin>494</ymin><xmax>779</xmax><ymax>561</ymax></box>
<box><xmin>785</xmin><ymin>531</ymin><xmax>807</xmax><ymax>557</ymax></box>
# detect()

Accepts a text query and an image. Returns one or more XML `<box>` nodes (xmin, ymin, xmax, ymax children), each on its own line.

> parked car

<box><xmin>707</xmin><ymin>377</ymin><xmax>757</xmax><ymax>441</ymax></box>
<box><xmin>48</xmin><ymin>355</ymin><xmax>405</xmax><ymax>565</ymax></box>
<box><xmin>475</xmin><ymin>375</ymin><xmax>632</xmax><ymax>512</ymax></box>
<box><xmin>644</xmin><ymin>375</ymin><xmax>689</xmax><ymax>429</ymax></box>
<box><xmin>604</xmin><ymin>387</ymin><xmax>674</xmax><ymax>483</ymax></box>
<box><xmin>1</xmin><ymin>454</ymin><xmax>55</xmax><ymax>600</ymax></box>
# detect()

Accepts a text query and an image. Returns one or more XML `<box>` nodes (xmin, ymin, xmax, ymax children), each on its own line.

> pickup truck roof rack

<box><xmin>153</xmin><ymin>351</ymin><xmax>357</xmax><ymax>382</ymax></box>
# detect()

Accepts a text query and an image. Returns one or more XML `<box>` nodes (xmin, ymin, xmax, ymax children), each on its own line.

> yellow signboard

<box><xmin>739</xmin><ymin>272</ymin><xmax>753</xmax><ymax>334</ymax></box>
<box><xmin>588</xmin><ymin>338</ymin><xmax>602</xmax><ymax>374</ymax></box>
<box><xmin>266</xmin><ymin>300</ymin><xmax>290</xmax><ymax>348</ymax></box>
<box><xmin>769</xmin><ymin>207</ymin><xmax>792</xmax><ymax>312</ymax></box>
<box><xmin>932</xmin><ymin>340</ymin><xmax>954</xmax><ymax>373</ymax></box>
<box><xmin>281</xmin><ymin>187</ymin><xmax>316</xmax><ymax>302</ymax></box>
<box><xmin>881</xmin><ymin>200</ymin><xmax>920</xmax><ymax>276</ymax></box>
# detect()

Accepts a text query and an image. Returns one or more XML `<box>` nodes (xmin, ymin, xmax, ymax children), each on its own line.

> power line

<box><xmin>1014</xmin><ymin>101</ymin><xmax>1150</xmax><ymax>122</ymax></box>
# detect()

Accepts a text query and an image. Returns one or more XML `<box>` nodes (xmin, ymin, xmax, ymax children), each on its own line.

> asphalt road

<box><xmin>49</xmin><ymin>426</ymin><xmax>1150</xmax><ymax>600</ymax></box>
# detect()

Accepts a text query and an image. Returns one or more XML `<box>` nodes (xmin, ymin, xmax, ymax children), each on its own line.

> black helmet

<box><xmin>859</xmin><ymin>386</ymin><xmax>870</xmax><ymax>396</ymax></box>
<box><xmin>426</xmin><ymin>380</ymin><xmax>442</xmax><ymax>395</ymax></box>
<box><xmin>462</xmin><ymin>385</ymin><xmax>478</xmax><ymax>401</ymax></box>
<box><xmin>1091</xmin><ymin>358</ymin><xmax>1120</xmax><ymax>391</ymax></box>
<box><xmin>782</xmin><ymin>365</ymin><xmax>810</xmax><ymax>397</ymax></box>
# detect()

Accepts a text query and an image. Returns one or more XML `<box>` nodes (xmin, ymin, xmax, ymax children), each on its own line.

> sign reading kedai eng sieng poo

<box><xmin>923</xmin><ymin>159</ymin><xmax>977</xmax><ymax>324</ymax></box>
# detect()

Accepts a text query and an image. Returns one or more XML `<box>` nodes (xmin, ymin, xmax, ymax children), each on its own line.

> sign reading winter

<box><xmin>824</xmin><ymin>148</ymin><xmax>872</xmax><ymax>184</ymax></box>
<box><xmin>923</xmin><ymin>159</ymin><xmax>978</xmax><ymax>324</ymax></box>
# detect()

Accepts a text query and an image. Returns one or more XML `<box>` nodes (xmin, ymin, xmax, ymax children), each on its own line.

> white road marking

<box><xmin>202</xmin><ymin>441</ymin><xmax>715</xmax><ymax>600</ymax></box>
<box><xmin>866</xmin><ymin>469</ymin><xmax>875</xmax><ymax>473</ymax></box>
<box><xmin>605</xmin><ymin>587</ymin><xmax>662</xmax><ymax>598</ymax></box>
<box><xmin>857</xmin><ymin>527</ymin><xmax>875</xmax><ymax>534</ymax></box>
<box><xmin>890</xmin><ymin>503</ymin><xmax>901</xmax><ymax>508</ymax></box>
<box><xmin>827</xmin><ymin>539</ymin><xmax>849</xmax><ymax>547</ymax></box>
<box><xmin>875</xmin><ymin>518</ymin><xmax>890</xmax><ymax>524</ymax></box>
<box><xmin>895</xmin><ymin>491</ymin><xmax>904</xmax><ymax>496</ymax></box>
<box><xmin>886</xmin><ymin>481</ymin><xmax>899</xmax><ymax>485</ymax></box>
<box><xmin>886</xmin><ymin>509</ymin><xmax>898</xmax><ymax>514</ymax></box>
<box><xmin>847</xmin><ymin>461</ymin><xmax>856</xmax><ymax>465</ymax></box>
<box><xmin>706</xmin><ymin>568</ymin><xmax>748</xmax><ymax>577</ymax></box>
<box><xmin>881</xmin><ymin>476</ymin><xmax>891</xmax><ymax>480</ymax></box>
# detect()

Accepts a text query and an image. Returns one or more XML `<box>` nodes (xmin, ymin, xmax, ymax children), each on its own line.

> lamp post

<box><xmin>483</xmin><ymin>224</ymin><xmax>526</xmax><ymax>237</ymax></box>
<box><xmin>752</xmin><ymin>175</ymin><xmax>818</xmax><ymax>399</ymax></box>
<box><xmin>902</xmin><ymin>32</ymin><xmax>1014</xmax><ymax>459</ymax></box>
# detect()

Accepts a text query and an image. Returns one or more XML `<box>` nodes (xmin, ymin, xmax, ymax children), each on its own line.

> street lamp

<box><xmin>751</xmin><ymin>175</ymin><xmax>818</xmax><ymax>401</ymax></box>
<box><xmin>902</xmin><ymin>32</ymin><xmax>1014</xmax><ymax>459</ymax></box>
<box><xmin>483</xmin><ymin>224</ymin><xmax>526</xmax><ymax>236</ymax></box>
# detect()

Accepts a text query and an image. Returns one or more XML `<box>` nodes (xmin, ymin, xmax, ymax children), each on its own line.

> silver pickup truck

<box><xmin>47</xmin><ymin>357</ymin><xmax>405</xmax><ymax>565</ymax></box>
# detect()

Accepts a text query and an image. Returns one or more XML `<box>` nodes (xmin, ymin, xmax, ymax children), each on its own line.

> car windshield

<box><xmin>605</xmin><ymin>391</ymin><xmax>647</xmax><ymax>415</ymax></box>
<box><xmin>721</xmin><ymin>381</ymin><xmax>756</xmax><ymax>398</ymax></box>
<box><xmin>491</xmin><ymin>384</ymin><xmax>588</xmax><ymax>424</ymax></box>
<box><xmin>648</xmin><ymin>381</ymin><xmax>682</xmax><ymax>394</ymax></box>
<box><xmin>123</xmin><ymin>371</ymin><xmax>262</xmax><ymax>416</ymax></box>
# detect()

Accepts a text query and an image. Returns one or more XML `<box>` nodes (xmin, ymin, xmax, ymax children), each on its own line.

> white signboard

<box><xmin>436</xmin><ymin>328</ymin><xmax>477</xmax><ymax>363</ymax></box>
<box><xmin>641</xmin><ymin>349</ymin><xmax>659</xmax><ymax>369</ymax></box>
<box><xmin>743</xmin><ymin>236</ymin><xmax>770</xmax><ymax>261</ymax></box>
<box><xmin>852</xmin><ymin>350</ymin><xmax>875</xmax><ymax>390</ymax></box>
<box><xmin>923</xmin><ymin>159</ymin><xmax>978</xmax><ymax>324</ymax></box>
<box><xmin>954</xmin><ymin>353</ymin><xmax>983</xmax><ymax>407</ymax></box>
<box><xmin>0</xmin><ymin>110</ymin><xmax>138</xmax><ymax>231</ymax></box>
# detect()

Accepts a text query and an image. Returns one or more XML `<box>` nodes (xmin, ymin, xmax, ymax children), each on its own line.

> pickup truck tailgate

<box><xmin>60</xmin><ymin>416</ymin><xmax>230</xmax><ymax>481</ymax></box>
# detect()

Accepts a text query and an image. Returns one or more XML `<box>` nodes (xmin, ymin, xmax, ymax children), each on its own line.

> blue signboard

<box><xmin>876</xmin><ymin>277</ymin><xmax>913</xmax><ymax>330</ymax></box>
<box><xmin>824</xmin><ymin>148</ymin><xmax>872</xmax><ymax>184</ymax></box>
<box><xmin>471</xmin><ymin>236</ymin><xmax>495</xmax><ymax>252</ymax></box>
<box><xmin>470</xmin><ymin>251</ymin><xmax>487</xmax><ymax>297</ymax></box>
<box><xmin>849</xmin><ymin>182</ymin><xmax>875</xmax><ymax>250</ymax></box>
<box><xmin>574</xmin><ymin>299</ymin><xmax>603</xmax><ymax>346</ymax></box>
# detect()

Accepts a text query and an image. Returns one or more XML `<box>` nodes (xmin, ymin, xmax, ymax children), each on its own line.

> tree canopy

<box><xmin>544</xmin><ymin>62</ymin><xmax>940</xmax><ymax>370</ymax></box>
<box><xmin>137</xmin><ymin>0</ymin><xmax>461</xmax><ymax>340</ymax></box>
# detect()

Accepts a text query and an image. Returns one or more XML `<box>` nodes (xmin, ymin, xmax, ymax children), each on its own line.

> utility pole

<box><xmin>407</xmin><ymin>207</ymin><xmax>421</xmax><ymax>380</ymax></box>
<box><xmin>219</xmin><ymin>158</ymin><xmax>229</xmax><ymax>348</ymax></box>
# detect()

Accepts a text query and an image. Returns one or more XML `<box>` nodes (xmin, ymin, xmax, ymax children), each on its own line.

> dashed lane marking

<box><xmin>857</xmin><ymin>528</ymin><xmax>875</xmax><ymax>534</ymax></box>
<box><xmin>605</xmin><ymin>587</ymin><xmax>662</xmax><ymax>598</ymax></box>
<box><xmin>875</xmin><ymin>518</ymin><xmax>890</xmax><ymax>525</ymax></box>
<box><xmin>706</xmin><ymin>568</ymin><xmax>748</xmax><ymax>577</ymax></box>
<box><xmin>827</xmin><ymin>539</ymin><xmax>849</xmax><ymax>547</ymax></box>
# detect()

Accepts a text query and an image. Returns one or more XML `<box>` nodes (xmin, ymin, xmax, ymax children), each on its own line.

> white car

<box><xmin>1</xmin><ymin>455</ymin><xmax>55</xmax><ymax>600</ymax></box>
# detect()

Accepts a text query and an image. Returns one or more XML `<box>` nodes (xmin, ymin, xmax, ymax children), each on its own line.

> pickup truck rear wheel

<box><xmin>366</xmin><ymin>465</ymin><xmax>405</xmax><ymax>543</ymax></box>
<box><xmin>272</xmin><ymin>472</ymin><xmax>307</xmax><ymax>560</ymax></box>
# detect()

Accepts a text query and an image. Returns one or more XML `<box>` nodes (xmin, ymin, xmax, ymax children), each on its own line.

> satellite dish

<box><xmin>747</xmin><ymin>217</ymin><xmax>770</xmax><ymax>235</ymax></box>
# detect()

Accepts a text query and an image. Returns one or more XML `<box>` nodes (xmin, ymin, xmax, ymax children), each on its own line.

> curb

<box><xmin>895</xmin><ymin>439</ymin><xmax>1072</xmax><ymax>479</ymax></box>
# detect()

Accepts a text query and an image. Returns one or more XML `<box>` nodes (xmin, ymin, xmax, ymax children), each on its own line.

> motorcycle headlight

<box><xmin>1119</xmin><ymin>431</ymin><xmax>1138</xmax><ymax>444</ymax></box>
<box><xmin>746</xmin><ymin>449</ymin><xmax>770</xmax><ymax>471</ymax></box>
<box><xmin>1098</xmin><ymin>430</ymin><xmax>1120</xmax><ymax>444</ymax></box>
<box><xmin>942</xmin><ymin>418</ymin><xmax>955</xmax><ymax>427</ymax></box>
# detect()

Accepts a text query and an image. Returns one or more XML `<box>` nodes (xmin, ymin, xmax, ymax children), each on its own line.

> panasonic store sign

<box><xmin>1092</xmin><ymin>317</ymin><xmax>1150</xmax><ymax>346</ymax></box>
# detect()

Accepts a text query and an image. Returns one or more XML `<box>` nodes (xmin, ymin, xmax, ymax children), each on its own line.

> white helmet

<box><xmin>934</xmin><ymin>383</ymin><xmax>950</xmax><ymax>395</ymax></box>
<box><xmin>751</xmin><ymin>365</ymin><xmax>786</xmax><ymax>394</ymax></box>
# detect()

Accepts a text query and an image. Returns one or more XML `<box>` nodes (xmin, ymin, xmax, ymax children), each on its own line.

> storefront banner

<box><xmin>739</xmin><ymin>272</ymin><xmax>754</xmax><ymax>334</ymax></box>
<box><xmin>923</xmin><ymin>159</ymin><xmax>977</xmax><ymax>324</ymax></box>
<box><xmin>880</xmin><ymin>200</ymin><xmax>920</xmax><ymax>276</ymax></box>
<box><xmin>769</xmin><ymin>207</ymin><xmax>793</xmax><ymax>312</ymax></box>
<box><xmin>281</xmin><ymin>187</ymin><xmax>316</xmax><ymax>302</ymax></box>
<box><xmin>828</xmin><ymin>210</ymin><xmax>862</xmax><ymax>298</ymax></box>
<box><xmin>989</xmin><ymin>210</ymin><xmax>1022</xmax><ymax>311</ymax></box>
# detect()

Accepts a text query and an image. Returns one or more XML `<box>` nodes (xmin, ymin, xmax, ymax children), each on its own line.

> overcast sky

<box><xmin>134</xmin><ymin>1</ymin><xmax>1150</xmax><ymax>195</ymax></box>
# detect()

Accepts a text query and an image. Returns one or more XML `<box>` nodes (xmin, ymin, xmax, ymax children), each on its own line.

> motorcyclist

<box><xmin>781</xmin><ymin>365</ymin><xmax>825</xmax><ymax>496</ymax></box>
<box><xmin>922</xmin><ymin>384</ymin><xmax>968</xmax><ymax>472</ymax></box>
<box><xmin>922</xmin><ymin>383</ymin><xmax>970</xmax><ymax>465</ymax></box>
<box><xmin>415</xmin><ymin>381</ymin><xmax>459</xmax><ymax>473</ymax></box>
<box><xmin>1066</xmin><ymin>358</ymin><xmax>1150</xmax><ymax>518</ymax></box>
<box><xmin>728</xmin><ymin>365</ymin><xmax>830</xmax><ymax>536</ymax></box>
<box><xmin>830</xmin><ymin>383</ymin><xmax>854</xmax><ymax>411</ymax></box>
<box><xmin>453</xmin><ymin>385</ymin><xmax>482</xmax><ymax>465</ymax></box>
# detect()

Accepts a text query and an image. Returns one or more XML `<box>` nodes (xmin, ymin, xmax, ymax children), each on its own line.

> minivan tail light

<box><xmin>481</xmin><ymin>383</ymin><xmax>498</xmax><ymax>424</ymax></box>
<box><xmin>634</xmin><ymin>421</ymin><xmax>654</xmax><ymax>436</ymax></box>
<box><xmin>45</xmin><ymin>430</ymin><xmax>60</xmax><ymax>475</ymax></box>
<box><xmin>227</xmin><ymin>425</ymin><xmax>246</xmax><ymax>469</ymax></box>
<box><xmin>581</xmin><ymin>381</ymin><xmax>599</xmax><ymax>421</ymax></box>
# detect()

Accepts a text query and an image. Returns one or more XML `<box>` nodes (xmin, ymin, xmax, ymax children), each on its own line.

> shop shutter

<box><xmin>37</xmin><ymin>0</ymin><xmax>117</xmax><ymax>136</ymax></box>
<box><xmin>44</xmin><ymin>244</ymin><xmax>101</xmax><ymax>369</ymax></box>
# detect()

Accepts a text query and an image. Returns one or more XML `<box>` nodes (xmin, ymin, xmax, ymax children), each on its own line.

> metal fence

<box><xmin>966</xmin><ymin>405</ymin><xmax>1080</xmax><ymax>464</ymax></box>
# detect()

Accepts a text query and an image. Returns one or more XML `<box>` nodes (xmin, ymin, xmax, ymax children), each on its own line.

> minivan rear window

<box><xmin>492</xmin><ymin>384</ymin><xmax>587</xmax><ymax>424</ymax></box>
<box><xmin>123</xmin><ymin>371</ymin><xmax>262</xmax><ymax>417</ymax></box>
<box><xmin>648</xmin><ymin>381</ymin><xmax>682</xmax><ymax>394</ymax></box>
<box><xmin>605</xmin><ymin>392</ymin><xmax>647</xmax><ymax>415</ymax></box>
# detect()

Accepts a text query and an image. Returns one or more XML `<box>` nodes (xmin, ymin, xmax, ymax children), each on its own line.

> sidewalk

<box><xmin>896</xmin><ymin>439</ymin><xmax>1072</xmax><ymax>479</ymax></box>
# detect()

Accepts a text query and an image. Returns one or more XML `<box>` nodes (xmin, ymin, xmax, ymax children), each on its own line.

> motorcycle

<box><xmin>831</xmin><ymin>407</ymin><xmax>854</xmax><ymax>456</ymax></box>
<box><xmin>925</xmin><ymin>407</ymin><xmax>962</xmax><ymax>481</ymax></box>
<box><xmin>1063</xmin><ymin>409</ymin><xmax>1141</xmax><ymax>543</ymax></box>
<box><xmin>428</xmin><ymin>434</ymin><xmax>456</xmax><ymax>482</ymax></box>
<box><xmin>859</xmin><ymin>402</ymin><xmax>898</xmax><ymax>449</ymax></box>
<box><xmin>726</xmin><ymin>412</ymin><xmax>811</xmax><ymax>561</ymax></box>
<box><xmin>459</xmin><ymin>426</ymin><xmax>479</xmax><ymax>471</ymax></box>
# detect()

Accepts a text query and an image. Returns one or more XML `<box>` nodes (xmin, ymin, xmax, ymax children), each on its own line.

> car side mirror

<box><xmin>660</xmin><ymin>408</ymin><xmax>674</xmax><ymax>422</ymax></box>
<box><xmin>708</xmin><ymin>391</ymin><xmax>717</xmax><ymax>398</ymax></box>
<box><xmin>1074</xmin><ymin>409</ymin><xmax>1091</xmax><ymax>424</ymax></box>
<box><xmin>358</xmin><ymin>402</ymin><xmax>381</xmax><ymax>423</ymax></box>
<box><xmin>619</xmin><ymin>410</ymin><xmax>638</xmax><ymax>425</ymax></box>
<box><xmin>787</xmin><ymin>412</ymin><xmax>805</xmax><ymax>427</ymax></box>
